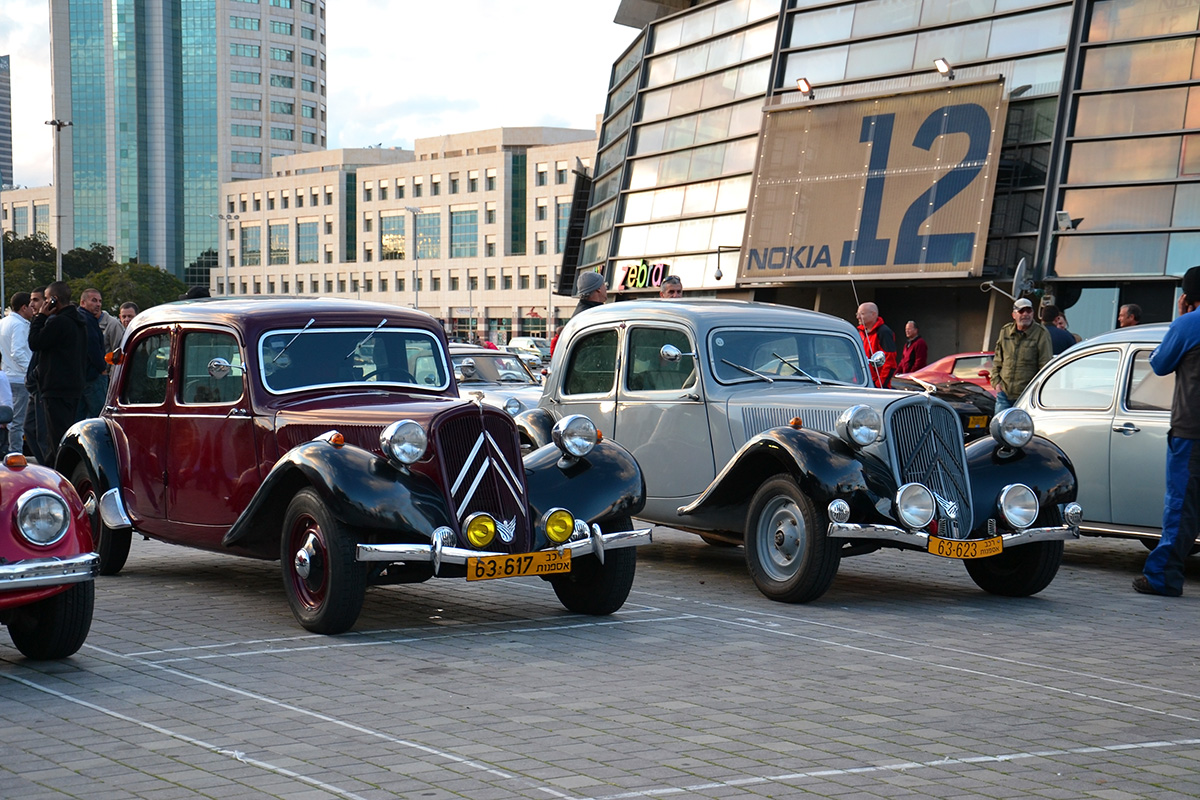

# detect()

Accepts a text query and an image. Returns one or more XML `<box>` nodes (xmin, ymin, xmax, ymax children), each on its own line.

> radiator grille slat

<box><xmin>743</xmin><ymin>407</ymin><xmax>840</xmax><ymax>440</ymax></box>
<box><xmin>888</xmin><ymin>399</ymin><xmax>972</xmax><ymax>537</ymax></box>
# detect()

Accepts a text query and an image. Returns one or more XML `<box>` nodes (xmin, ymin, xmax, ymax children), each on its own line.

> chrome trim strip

<box><xmin>457</xmin><ymin>459</ymin><xmax>490</xmax><ymax>520</ymax></box>
<box><xmin>99</xmin><ymin>488</ymin><xmax>133</xmax><ymax>529</ymax></box>
<box><xmin>0</xmin><ymin>553</ymin><xmax>99</xmax><ymax>590</ymax></box>
<box><xmin>827</xmin><ymin>522</ymin><xmax>1079</xmax><ymax>547</ymax></box>
<box><xmin>486</xmin><ymin>431</ymin><xmax>523</xmax><ymax>494</ymax></box>
<box><xmin>357</xmin><ymin>527</ymin><xmax>652</xmax><ymax>564</ymax></box>
<box><xmin>450</xmin><ymin>432</ymin><xmax>486</xmax><ymax>495</ymax></box>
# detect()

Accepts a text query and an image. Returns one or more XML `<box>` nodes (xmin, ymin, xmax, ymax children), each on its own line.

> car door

<box><xmin>1109</xmin><ymin>348</ymin><xmax>1171</xmax><ymax>529</ymax></box>
<box><xmin>615</xmin><ymin>324</ymin><xmax>714</xmax><ymax>501</ymax></box>
<box><xmin>166</xmin><ymin>328</ymin><xmax>259</xmax><ymax>545</ymax></box>
<box><xmin>109</xmin><ymin>328</ymin><xmax>172</xmax><ymax>531</ymax></box>
<box><xmin>1022</xmin><ymin>347</ymin><xmax>1123</xmax><ymax>524</ymax></box>
<box><xmin>554</xmin><ymin>325</ymin><xmax>618</xmax><ymax>435</ymax></box>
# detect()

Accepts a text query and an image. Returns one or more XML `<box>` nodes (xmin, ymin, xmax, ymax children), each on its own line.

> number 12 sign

<box><xmin>741</xmin><ymin>80</ymin><xmax>1008</xmax><ymax>282</ymax></box>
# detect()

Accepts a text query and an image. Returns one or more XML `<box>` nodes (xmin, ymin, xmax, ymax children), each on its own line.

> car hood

<box><xmin>456</xmin><ymin>382</ymin><xmax>544</xmax><ymax>414</ymax></box>
<box><xmin>722</xmin><ymin>381</ymin><xmax>908</xmax><ymax>445</ymax></box>
<box><xmin>271</xmin><ymin>393</ymin><xmax>470</xmax><ymax>454</ymax></box>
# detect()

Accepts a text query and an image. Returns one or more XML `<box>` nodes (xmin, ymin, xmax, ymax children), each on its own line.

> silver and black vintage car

<box><xmin>519</xmin><ymin>299</ymin><xmax>1082</xmax><ymax>603</ymax></box>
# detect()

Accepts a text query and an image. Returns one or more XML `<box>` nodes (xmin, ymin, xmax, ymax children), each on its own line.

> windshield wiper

<box><xmin>346</xmin><ymin>318</ymin><xmax>387</xmax><ymax>359</ymax></box>
<box><xmin>721</xmin><ymin>358</ymin><xmax>773</xmax><ymax>383</ymax></box>
<box><xmin>273</xmin><ymin>317</ymin><xmax>315</xmax><ymax>364</ymax></box>
<box><xmin>770</xmin><ymin>351</ymin><xmax>821</xmax><ymax>384</ymax></box>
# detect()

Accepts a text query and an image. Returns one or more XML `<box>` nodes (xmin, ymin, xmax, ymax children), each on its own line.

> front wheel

<box><xmin>964</xmin><ymin>540</ymin><xmax>1063</xmax><ymax>596</ymax></box>
<box><xmin>549</xmin><ymin>516</ymin><xmax>637</xmax><ymax>615</ymax></box>
<box><xmin>281</xmin><ymin>488</ymin><xmax>366</xmax><ymax>634</ymax></box>
<box><xmin>745</xmin><ymin>477</ymin><xmax>840</xmax><ymax>603</ymax></box>
<box><xmin>70</xmin><ymin>462</ymin><xmax>131</xmax><ymax>576</ymax></box>
<box><xmin>7</xmin><ymin>582</ymin><xmax>95</xmax><ymax>660</ymax></box>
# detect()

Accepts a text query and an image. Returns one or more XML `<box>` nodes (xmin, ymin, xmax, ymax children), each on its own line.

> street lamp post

<box><xmin>209</xmin><ymin>213</ymin><xmax>240</xmax><ymax>294</ymax></box>
<box><xmin>405</xmin><ymin>206</ymin><xmax>420</xmax><ymax>311</ymax></box>
<box><xmin>45</xmin><ymin>119</ymin><xmax>72</xmax><ymax>281</ymax></box>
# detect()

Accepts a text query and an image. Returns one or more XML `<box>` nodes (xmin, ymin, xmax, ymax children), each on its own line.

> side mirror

<box><xmin>869</xmin><ymin>351</ymin><xmax>886</xmax><ymax>367</ymax></box>
<box><xmin>106</xmin><ymin>349</ymin><xmax>125</xmax><ymax>366</ymax></box>
<box><xmin>208</xmin><ymin>357</ymin><xmax>243</xmax><ymax>379</ymax></box>
<box><xmin>459</xmin><ymin>358</ymin><xmax>477</xmax><ymax>378</ymax></box>
<box><xmin>978</xmin><ymin>369</ymin><xmax>990</xmax><ymax>378</ymax></box>
<box><xmin>660</xmin><ymin>344</ymin><xmax>697</xmax><ymax>363</ymax></box>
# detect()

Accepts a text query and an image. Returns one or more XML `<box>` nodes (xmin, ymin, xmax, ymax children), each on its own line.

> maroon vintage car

<box><xmin>0</xmin><ymin>450</ymin><xmax>97</xmax><ymax>660</ymax></box>
<box><xmin>57</xmin><ymin>298</ymin><xmax>649</xmax><ymax>634</ymax></box>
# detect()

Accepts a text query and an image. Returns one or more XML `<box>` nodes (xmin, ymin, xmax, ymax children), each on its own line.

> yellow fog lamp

<box><xmin>464</xmin><ymin>513</ymin><xmax>496</xmax><ymax>548</ymax></box>
<box><xmin>543</xmin><ymin>508</ymin><xmax>575</xmax><ymax>543</ymax></box>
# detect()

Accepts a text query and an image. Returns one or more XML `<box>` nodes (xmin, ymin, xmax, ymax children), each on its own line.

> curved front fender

<box><xmin>515</xmin><ymin>407</ymin><xmax>556</xmax><ymax>450</ymax></box>
<box><xmin>965</xmin><ymin>435</ymin><xmax>1078</xmax><ymax>531</ymax></box>
<box><xmin>56</xmin><ymin>419</ymin><xmax>124</xmax><ymax>510</ymax></box>
<box><xmin>679</xmin><ymin>427</ymin><xmax>893</xmax><ymax>534</ymax></box>
<box><xmin>222</xmin><ymin>439</ymin><xmax>451</xmax><ymax>558</ymax></box>
<box><xmin>523</xmin><ymin>438</ymin><xmax>645</xmax><ymax>528</ymax></box>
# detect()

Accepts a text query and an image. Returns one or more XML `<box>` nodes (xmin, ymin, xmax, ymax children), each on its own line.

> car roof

<box><xmin>130</xmin><ymin>297</ymin><xmax>446</xmax><ymax>339</ymax></box>
<box><xmin>1068</xmin><ymin>323</ymin><xmax>1169</xmax><ymax>347</ymax></box>
<box><xmin>449</xmin><ymin>344</ymin><xmax>519</xmax><ymax>356</ymax></box>
<box><xmin>569</xmin><ymin>298</ymin><xmax>861</xmax><ymax>338</ymax></box>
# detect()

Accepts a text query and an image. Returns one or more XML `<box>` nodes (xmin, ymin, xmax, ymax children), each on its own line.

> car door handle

<box><xmin>226</xmin><ymin>407</ymin><xmax>249</xmax><ymax>418</ymax></box>
<box><xmin>1112</xmin><ymin>422</ymin><xmax>1140</xmax><ymax>434</ymax></box>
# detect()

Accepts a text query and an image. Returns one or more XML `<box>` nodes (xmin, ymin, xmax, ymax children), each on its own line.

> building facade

<box><xmin>0</xmin><ymin>55</ymin><xmax>12</xmax><ymax>188</ymax></box>
<box><xmin>216</xmin><ymin>127</ymin><xmax>595</xmax><ymax>342</ymax></box>
<box><xmin>1</xmin><ymin>186</ymin><xmax>55</xmax><ymax>242</ymax></box>
<box><xmin>49</xmin><ymin>0</ymin><xmax>327</xmax><ymax>285</ymax></box>
<box><xmin>582</xmin><ymin>0</ymin><xmax>1200</xmax><ymax>353</ymax></box>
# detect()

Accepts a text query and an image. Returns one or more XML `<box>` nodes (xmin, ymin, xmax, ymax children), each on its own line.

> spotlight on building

<box><xmin>934</xmin><ymin>58</ymin><xmax>955</xmax><ymax>79</ymax></box>
<box><xmin>1055</xmin><ymin>210</ymin><xmax>1083</xmax><ymax>231</ymax></box>
<box><xmin>796</xmin><ymin>77</ymin><xmax>815</xmax><ymax>100</ymax></box>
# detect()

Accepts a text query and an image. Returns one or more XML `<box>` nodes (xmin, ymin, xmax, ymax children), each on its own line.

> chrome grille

<box><xmin>888</xmin><ymin>398</ymin><xmax>972</xmax><ymax>538</ymax></box>
<box><xmin>435</xmin><ymin>407</ymin><xmax>530</xmax><ymax>551</ymax></box>
<box><xmin>743</xmin><ymin>407</ymin><xmax>840</xmax><ymax>439</ymax></box>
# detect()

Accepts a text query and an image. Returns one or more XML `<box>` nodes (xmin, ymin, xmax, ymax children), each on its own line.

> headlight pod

<box><xmin>551</xmin><ymin>414</ymin><xmax>597</xmax><ymax>458</ymax></box>
<box><xmin>895</xmin><ymin>483</ymin><xmax>935</xmax><ymax>529</ymax></box>
<box><xmin>999</xmin><ymin>484</ymin><xmax>1039</xmax><ymax>529</ymax></box>
<box><xmin>990</xmin><ymin>408</ymin><xmax>1034</xmax><ymax>448</ymax></box>
<box><xmin>503</xmin><ymin>397</ymin><xmax>522</xmax><ymax>416</ymax></box>
<box><xmin>16</xmin><ymin>489</ymin><xmax>70</xmax><ymax>546</ymax></box>
<box><xmin>380</xmin><ymin>419</ymin><xmax>428</xmax><ymax>464</ymax></box>
<box><xmin>464</xmin><ymin>513</ymin><xmax>496</xmax><ymax>548</ymax></box>
<box><xmin>836</xmin><ymin>404</ymin><xmax>882</xmax><ymax>447</ymax></box>
<box><xmin>543</xmin><ymin>508</ymin><xmax>575</xmax><ymax>543</ymax></box>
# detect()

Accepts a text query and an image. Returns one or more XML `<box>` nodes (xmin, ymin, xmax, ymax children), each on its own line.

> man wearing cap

<box><xmin>1135</xmin><ymin>266</ymin><xmax>1200</xmax><ymax>596</ymax></box>
<box><xmin>572</xmin><ymin>270</ymin><xmax>607</xmax><ymax>319</ymax></box>
<box><xmin>991</xmin><ymin>297</ymin><xmax>1052</xmax><ymax>413</ymax></box>
<box><xmin>659</xmin><ymin>275</ymin><xmax>683</xmax><ymax>298</ymax></box>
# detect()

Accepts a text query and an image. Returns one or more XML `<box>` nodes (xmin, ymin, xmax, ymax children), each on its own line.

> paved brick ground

<box><xmin>2</xmin><ymin>527</ymin><xmax>1198</xmax><ymax>799</ymax></box>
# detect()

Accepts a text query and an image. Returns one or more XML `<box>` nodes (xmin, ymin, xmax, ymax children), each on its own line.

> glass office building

<box><xmin>49</xmin><ymin>0</ymin><xmax>327</xmax><ymax>284</ymax></box>
<box><xmin>0</xmin><ymin>55</ymin><xmax>12</xmax><ymax>188</ymax></box>
<box><xmin>584</xmin><ymin>0</ymin><xmax>1200</xmax><ymax>346</ymax></box>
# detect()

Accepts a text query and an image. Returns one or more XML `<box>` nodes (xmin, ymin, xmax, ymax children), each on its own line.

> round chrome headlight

<box><xmin>999</xmin><ymin>484</ymin><xmax>1039</xmax><ymax>529</ymax></box>
<box><xmin>836</xmin><ymin>404</ymin><xmax>882</xmax><ymax>447</ymax></box>
<box><xmin>380</xmin><ymin>419</ymin><xmax>428</xmax><ymax>465</ymax></box>
<box><xmin>503</xmin><ymin>397</ymin><xmax>522</xmax><ymax>416</ymax></box>
<box><xmin>16</xmin><ymin>489</ymin><xmax>70</xmax><ymax>546</ymax></box>
<box><xmin>543</xmin><ymin>508</ymin><xmax>575</xmax><ymax>543</ymax></box>
<box><xmin>551</xmin><ymin>414</ymin><xmax>598</xmax><ymax>458</ymax></box>
<box><xmin>895</xmin><ymin>483</ymin><xmax>935</xmax><ymax>530</ymax></box>
<box><xmin>990</xmin><ymin>408</ymin><xmax>1034</xmax><ymax>448</ymax></box>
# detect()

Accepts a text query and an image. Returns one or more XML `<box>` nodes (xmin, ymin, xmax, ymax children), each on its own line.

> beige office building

<box><xmin>217</xmin><ymin>126</ymin><xmax>595</xmax><ymax>342</ymax></box>
<box><xmin>1</xmin><ymin>185</ymin><xmax>55</xmax><ymax>242</ymax></box>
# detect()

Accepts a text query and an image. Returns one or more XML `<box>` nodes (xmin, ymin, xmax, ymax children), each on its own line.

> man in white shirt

<box><xmin>0</xmin><ymin>293</ymin><xmax>35</xmax><ymax>455</ymax></box>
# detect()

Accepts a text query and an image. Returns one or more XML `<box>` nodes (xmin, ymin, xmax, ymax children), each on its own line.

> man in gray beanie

<box><xmin>571</xmin><ymin>270</ymin><xmax>607</xmax><ymax>319</ymax></box>
<box><xmin>1136</xmin><ymin>265</ymin><xmax>1200</xmax><ymax>596</ymax></box>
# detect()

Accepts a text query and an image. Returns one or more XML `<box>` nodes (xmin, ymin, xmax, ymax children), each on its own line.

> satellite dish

<box><xmin>981</xmin><ymin>257</ymin><xmax>1032</xmax><ymax>301</ymax></box>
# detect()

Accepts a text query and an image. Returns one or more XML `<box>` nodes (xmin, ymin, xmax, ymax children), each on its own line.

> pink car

<box><xmin>899</xmin><ymin>352</ymin><xmax>995</xmax><ymax>395</ymax></box>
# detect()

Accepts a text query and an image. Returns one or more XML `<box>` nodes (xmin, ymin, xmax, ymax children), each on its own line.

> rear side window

<box><xmin>563</xmin><ymin>329</ymin><xmax>618</xmax><ymax>395</ymax></box>
<box><xmin>1126</xmin><ymin>349</ymin><xmax>1173</xmax><ymax>411</ymax></box>
<box><xmin>121</xmin><ymin>332</ymin><xmax>172</xmax><ymax>405</ymax></box>
<box><xmin>1037</xmin><ymin>350</ymin><xmax>1120</xmax><ymax>410</ymax></box>
<box><xmin>626</xmin><ymin>327</ymin><xmax>695</xmax><ymax>392</ymax></box>
<box><xmin>180</xmin><ymin>331</ymin><xmax>244</xmax><ymax>405</ymax></box>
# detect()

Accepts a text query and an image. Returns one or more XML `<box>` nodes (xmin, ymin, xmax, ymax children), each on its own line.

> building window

<box><xmin>556</xmin><ymin>161</ymin><xmax>569</xmax><ymax>184</ymax></box>
<box><xmin>231</xmin><ymin>124</ymin><xmax>261</xmax><ymax>137</ymax></box>
<box><xmin>270</xmin><ymin>0</ymin><xmax>292</xmax><ymax>7</ymax></box>
<box><xmin>301</xmin><ymin>78</ymin><xmax>317</xmax><ymax>92</ymax></box>
<box><xmin>270</xmin><ymin>48</ymin><xmax>294</xmax><ymax>62</ymax></box>
<box><xmin>301</xmin><ymin>0</ymin><xmax>314</xmax><ymax>11</ymax></box>
<box><xmin>555</xmin><ymin>200</ymin><xmax>571</xmax><ymax>254</ymax></box>
<box><xmin>415</xmin><ymin>211</ymin><xmax>441</xmax><ymax>259</ymax></box>
<box><xmin>536</xmin><ymin>273</ymin><xmax>548</xmax><ymax>290</ymax></box>
<box><xmin>519</xmin><ymin>274</ymin><xmax>530</xmax><ymax>290</ymax></box>
<box><xmin>485</xmin><ymin>204</ymin><xmax>496</xmax><ymax>224</ymax></box>
<box><xmin>270</xmin><ymin>223</ymin><xmax>290</xmax><ymax>264</ymax></box>
<box><xmin>431</xmin><ymin>178</ymin><xmax>441</xmax><ymax>196</ymax></box>
<box><xmin>270</xmin><ymin>100</ymin><xmax>294</xmax><ymax>115</ymax></box>
<box><xmin>431</xmin><ymin>277</ymin><xmax>441</xmax><ymax>291</ymax></box>
<box><xmin>338</xmin><ymin>279</ymin><xmax>346</xmax><ymax>292</ymax></box>
<box><xmin>269</xmin><ymin>20</ymin><xmax>292</xmax><ymax>35</ymax></box>
<box><xmin>486</xmin><ymin>275</ymin><xmax>496</xmax><ymax>290</ymax></box>
<box><xmin>281</xmin><ymin>195</ymin><xmax>289</xmax><ymax>209</ymax></box>
<box><xmin>363</xmin><ymin>186</ymin><xmax>372</xmax><ymax>202</ymax></box>
<box><xmin>535</xmin><ymin>236</ymin><xmax>547</xmax><ymax>255</ymax></box>
<box><xmin>325</xmin><ymin>190</ymin><xmax>332</xmax><ymax>205</ymax></box>
<box><xmin>301</xmin><ymin>26</ymin><xmax>315</xmax><ymax>39</ymax></box>
<box><xmin>397</xmin><ymin>182</ymin><xmax>405</xmax><ymax>199</ymax></box>
<box><xmin>468</xmin><ymin>171</ymin><xmax>479</xmax><ymax>192</ymax></box>
<box><xmin>379</xmin><ymin>184</ymin><xmax>388</xmax><ymax>200</ymax></box>
<box><xmin>325</xmin><ymin>220</ymin><xmax>333</xmax><ymax>234</ymax></box>
<box><xmin>363</xmin><ymin>249</ymin><xmax>373</xmax><ymax>262</ymax></box>
<box><xmin>535</xmin><ymin>199</ymin><xmax>548</xmax><ymax>221</ymax></box>
<box><xmin>381</xmin><ymin>213</ymin><xmax>406</xmax><ymax>259</ymax></box>
<box><xmin>230</xmin><ymin>70</ymin><xmax>261</xmax><ymax>85</ymax></box>
<box><xmin>535</xmin><ymin>163</ymin><xmax>548</xmax><ymax>186</ymax></box>
<box><xmin>298</xmin><ymin>221</ymin><xmax>318</xmax><ymax>263</ymax></box>
<box><xmin>485</xmin><ymin>236</ymin><xmax>496</xmax><ymax>257</ymax></box>
<box><xmin>363</xmin><ymin>216</ymin><xmax>372</xmax><ymax>232</ymax></box>
<box><xmin>302</xmin><ymin>104</ymin><xmax>316</xmax><ymax>118</ymax></box>
<box><xmin>230</xmin><ymin>15</ymin><xmax>260</xmax><ymax>30</ymax></box>
<box><xmin>270</xmin><ymin>74</ymin><xmax>294</xmax><ymax>88</ymax></box>
<box><xmin>486</xmin><ymin>169</ymin><xmax>497</xmax><ymax>191</ymax></box>
<box><xmin>379</xmin><ymin>278</ymin><xmax>387</xmax><ymax>291</ymax></box>
<box><xmin>469</xmin><ymin>276</ymin><xmax>478</xmax><ymax>291</ymax></box>
<box><xmin>241</xmin><ymin>225</ymin><xmax>261</xmax><ymax>266</ymax></box>
<box><xmin>302</xmin><ymin>131</ymin><xmax>317</xmax><ymax>144</ymax></box>
<box><xmin>230</xmin><ymin>43</ymin><xmax>260</xmax><ymax>58</ymax></box>
<box><xmin>232</xmin><ymin>150</ymin><xmax>262</xmax><ymax>164</ymax></box>
<box><xmin>450</xmin><ymin>276</ymin><xmax>460</xmax><ymax>291</ymax></box>
<box><xmin>301</xmin><ymin>52</ymin><xmax>316</xmax><ymax>67</ymax></box>
<box><xmin>502</xmin><ymin>275</ymin><xmax>513</xmax><ymax>290</ymax></box>
<box><xmin>231</xmin><ymin>96</ymin><xmax>260</xmax><ymax>111</ymax></box>
<box><xmin>414</xmin><ymin>182</ymin><xmax>423</xmax><ymax>198</ymax></box>
<box><xmin>271</xmin><ymin>127</ymin><xmax>295</xmax><ymax>141</ymax></box>
<box><xmin>449</xmin><ymin>174</ymin><xmax>460</xmax><ymax>194</ymax></box>
<box><xmin>296</xmin><ymin>194</ymin><xmax>303</xmax><ymax>208</ymax></box>
<box><xmin>450</xmin><ymin>209</ymin><xmax>478</xmax><ymax>258</ymax></box>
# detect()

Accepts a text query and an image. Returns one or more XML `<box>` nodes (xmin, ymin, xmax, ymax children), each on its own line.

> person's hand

<box><xmin>1182</xmin><ymin>293</ymin><xmax>1198</xmax><ymax>316</ymax></box>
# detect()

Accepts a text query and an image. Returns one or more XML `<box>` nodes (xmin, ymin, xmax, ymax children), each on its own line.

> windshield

<box><xmin>708</xmin><ymin>327</ymin><xmax>868</xmax><ymax>386</ymax></box>
<box><xmin>453</xmin><ymin>353</ymin><xmax>538</xmax><ymax>385</ymax></box>
<box><xmin>258</xmin><ymin>327</ymin><xmax>449</xmax><ymax>393</ymax></box>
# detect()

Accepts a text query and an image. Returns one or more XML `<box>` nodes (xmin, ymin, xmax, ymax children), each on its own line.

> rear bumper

<box><xmin>0</xmin><ymin>553</ymin><xmax>100</xmax><ymax>591</ymax></box>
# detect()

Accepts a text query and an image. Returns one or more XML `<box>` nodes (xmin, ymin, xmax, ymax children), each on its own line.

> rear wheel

<box><xmin>745</xmin><ymin>477</ymin><xmax>840</xmax><ymax>603</ymax></box>
<box><xmin>281</xmin><ymin>489</ymin><xmax>366</xmax><ymax>634</ymax></box>
<box><xmin>7</xmin><ymin>582</ymin><xmax>94</xmax><ymax>660</ymax></box>
<box><xmin>70</xmin><ymin>462</ymin><xmax>131</xmax><ymax>576</ymax></box>
<box><xmin>550</xmin><ymin>516</ymin><xmax>637</xmax><ymax>615</ymax></box>
<box><xmin>965</xmin><ymin>540</ymin><xmax>1063</xmax><ymax>596</ymax></box>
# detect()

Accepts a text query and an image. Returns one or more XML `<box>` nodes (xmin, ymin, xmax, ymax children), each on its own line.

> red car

<box><xmin>58</xmin><ymin>298</ymin><xmax>650</xmax><ymax>635</ymax></box>
<box><xmin>0</xmin><ymin>452</ymin><xmax>97</xmax><ymax>659</ymax></box>
<box><xmin>899</xmin><ymin>351</ymin><xmax>995</xmax><ymax>394</ymax></box>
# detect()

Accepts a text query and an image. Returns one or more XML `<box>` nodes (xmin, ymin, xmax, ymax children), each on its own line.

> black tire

<box><xmin>7</xmin><ymin>582</ymin><xmax>94</xmax><ymax>660</ymax></box>
<box><xmin>281</xmin><ymin>488</ymin><xmax>367</xmax><ymax>634</ymax></box>
<box><xmin>70</xmin><ymin>461</ymin><xmax>131</xmax><ymax>576</ymax></box>
<box><xmin>745</xmin><ymin>476</ymin><xmax>840</xmax><ymax>603</ymax></box>
<box><xmin>964</xmin><ymin>540</ymin><xmax>1064</xmax><ymax>596</ymax></box>
<box><xmin>550</xmin><ymin>516</ymin><xmax>637</xmax><ymax>615</ymax></box>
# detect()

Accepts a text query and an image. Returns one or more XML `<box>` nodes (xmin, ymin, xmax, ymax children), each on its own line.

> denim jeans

<box><xmin>993</xmin><ymin>390</ymin><xmax>1011</xmax><ymax>413</ymax></box>
<box><xmin>6</xmin><ymin>383</ymin><xmax>29</xmax><ymax>455</ymax></box>
<box><xmin>1143</xmin><ymin>436</ymin><xmax>1200</xmax><ymax>596</ymax></box>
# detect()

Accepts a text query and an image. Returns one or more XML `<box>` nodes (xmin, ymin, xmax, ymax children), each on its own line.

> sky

<box><xmin>0</xmin><ymin>0</ymin><xmax>640</xmax><ymax>188</ymax></box>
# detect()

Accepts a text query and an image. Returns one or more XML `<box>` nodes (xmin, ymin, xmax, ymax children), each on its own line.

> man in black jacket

<box><xmin>28</xmin><ymin>282</ymin><xmax>86</xmax><ymax>466</ymax></box>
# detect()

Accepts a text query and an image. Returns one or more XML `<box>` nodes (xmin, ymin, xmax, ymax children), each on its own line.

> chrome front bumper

<box><xmin>357</xmin><ymin>524</ymin><xmax>652</xmax><ymax>573</ymax></box>
<box><xmin>827</xmin><ymin>522</ymin><xmax>1079</xmax><ymax>548</ymax></box>
<box><xmin>0</xmin><ymin>553</ymin><xmax>100</xmax><ymax>591</ymax></box>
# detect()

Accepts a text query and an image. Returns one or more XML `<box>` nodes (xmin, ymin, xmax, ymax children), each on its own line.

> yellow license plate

<box><xmin>967</xmin><ymin>415</ymin><xmax>989</xmax><ymax>428</ymax></box>
<box><xmin>467</xmin><ymin>550</ymin><xmax>572</xmax><ymax>581</ymax></box>
<box><xmin>927</xmin><ymin>535</ymin><xmax>1003</xmax><ymax>559</ymax></box>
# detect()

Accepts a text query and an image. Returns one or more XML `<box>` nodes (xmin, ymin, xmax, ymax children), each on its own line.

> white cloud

<box><xmin>0</xmin><ymin>0</ymin><xmax>637</xmax><ymax>187</ymax></box>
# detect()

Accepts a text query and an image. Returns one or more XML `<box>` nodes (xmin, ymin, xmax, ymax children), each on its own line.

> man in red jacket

<box><xmin>855</xmin><ymin>302</ymin><xmax>898</xmax><ymax>388</ymax></box>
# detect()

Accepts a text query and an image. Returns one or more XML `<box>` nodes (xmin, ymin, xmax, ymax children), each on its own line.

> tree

<box><xmin>0</xmin><ymin>258</ymin><xmax>57</xmax><ymax>303</ymax></box>
<box><xmin>68</xmin><ymin>262</ymin><xmax>187</xmax><ymax>314</ymax></box>
<box><xmin>63</xmin><ymin>243</ymin><xmax>115</xmax><ymax>280</ymax></box>
<box><xmin>1</xmin><ymin>232</ymin><xmax>56</xmax><ymax>264</ymax></box>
